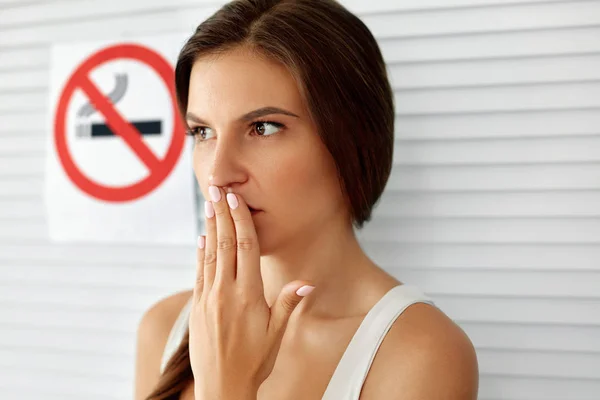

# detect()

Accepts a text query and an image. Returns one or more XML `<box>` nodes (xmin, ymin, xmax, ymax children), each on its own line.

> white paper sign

<box><xmin>45</xmin><ymin>34</ymin><xmax>198</xmax><ymax>245</ymax></box>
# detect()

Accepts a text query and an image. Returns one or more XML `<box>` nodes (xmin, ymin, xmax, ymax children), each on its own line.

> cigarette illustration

<box><xmin>76</xmin><ymin>73</ymin><xmax>162</xmax><ymax>138</ymax></box>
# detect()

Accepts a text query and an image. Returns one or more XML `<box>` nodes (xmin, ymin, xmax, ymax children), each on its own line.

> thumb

<box><xmin>269</xmin><ymin>282</ymin><xmax>315</xmax><ymax>334</ymax></box>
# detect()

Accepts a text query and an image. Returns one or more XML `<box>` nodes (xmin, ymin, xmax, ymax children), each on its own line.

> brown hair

<box><xmin>146</xmin><ymin>0</ymin><xmax>394</xmax><ymax>398</ymax></box>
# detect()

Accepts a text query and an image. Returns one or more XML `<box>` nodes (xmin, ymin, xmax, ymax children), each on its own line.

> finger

<box><xmin>226</xmin><ymin>192</ymin><xmax>262</xmax><ymax>291</ymax></box>
<box><xmin>208</xmin><ymin>185</ymin><xmax>236</xmax><ymax>284</ymax></box>
<box><xmin>269</xmin><ymin>282</ymin><xmax>315</xmax><ymax>335</ymax></box>
<box><xmin>203</xmin><ymin>199</ymin><xmax>217</xmax><ymax>292</ymax></box>
<box><xmin>193</xmin><ymin>235</ymin><xmax>206</xmax><ymax>303</ymax></box>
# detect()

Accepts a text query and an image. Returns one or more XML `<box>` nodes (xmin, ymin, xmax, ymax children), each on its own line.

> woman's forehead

<box><xmin>187</xmin><ymin>49</ymin><xmax>305</xmax><ymax>118</ymax></box>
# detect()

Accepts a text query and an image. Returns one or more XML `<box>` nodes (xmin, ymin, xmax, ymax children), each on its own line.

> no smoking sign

<box><xmin>46</xmin><ymin>37</ymin><xmax>196</xmax><ymax>244</ymax></box>
<box><xmin>54</xmin><ymin>43</ymin><xmax>185</xmax><ymax>202</ymax></box>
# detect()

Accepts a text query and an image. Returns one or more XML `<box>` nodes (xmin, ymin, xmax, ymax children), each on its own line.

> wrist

<box><xmin>195</xmin><ymin>384</ymin><xmax>258</xmax><ymax>400</ymax></box>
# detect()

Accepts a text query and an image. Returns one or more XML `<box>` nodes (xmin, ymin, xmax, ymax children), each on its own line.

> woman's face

<box><xmin>186</xmin><ymin>46</ymin><xmax>348</xmax><ymax>254</ymax></box>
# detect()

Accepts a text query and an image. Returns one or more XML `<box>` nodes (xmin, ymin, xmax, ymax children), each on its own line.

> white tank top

<box><xmin>160</xmin><ymin>284</ymin><xmax>436</xmax><ymax>399</ymax></box>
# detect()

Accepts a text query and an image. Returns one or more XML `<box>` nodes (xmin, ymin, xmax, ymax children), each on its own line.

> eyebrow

<box><xmin>186</xmin><ymin>107</ymin><xmax>300</xmax><ymax>125</ymax></box>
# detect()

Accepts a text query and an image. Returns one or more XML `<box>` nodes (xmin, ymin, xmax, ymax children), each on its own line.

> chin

<box><xmin>254</xmin><ymin>218</ymin><xmax>277</xmax><ymax>257</ymax></box>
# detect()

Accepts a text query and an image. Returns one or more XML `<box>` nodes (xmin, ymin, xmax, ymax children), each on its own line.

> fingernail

<box><xmin>296</xmin><ymin>285</ymin><xmax>315</xmax><ymax>297</ymax></box>
<box><xmin>209</xmin><ymin>185</ymin><xmax>221</xmax><ymax>202</ymax></box>
<box><xmin>226</xmin><ymin>193</ymin><xmax>239</xmax><ymax>209</ymax></box>
<box><xmin>204</xmin><ymin>200</ymin><xmax>214</xmax><ymax>218</ymax></box>
<box><xmin>197</xmin><ymin>235</ymin><xmax>205</xmax><ymax>249</ymax></box>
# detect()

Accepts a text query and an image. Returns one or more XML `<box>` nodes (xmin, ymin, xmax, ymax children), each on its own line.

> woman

<box><xmin>135</xmin><ymin>0</ymin><xmax>479</xmax><ymax>399</ymax></box>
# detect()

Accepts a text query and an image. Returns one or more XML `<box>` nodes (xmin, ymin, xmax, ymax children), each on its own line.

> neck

<box><xmin>259</xmin><ymin>214</ymin><xmax>375</xmax><ymax>319</ymax></box>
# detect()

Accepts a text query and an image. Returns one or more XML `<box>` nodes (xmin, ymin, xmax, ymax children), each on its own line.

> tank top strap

<box><xmin>321</xmin><ymin>284</ymin><xmax>436</xmax><ymax>400</ymax></box>
<box><xmin>160</xmin><ymin>295</ymin><xmax>194</xmax><ymax>374</ymax></box>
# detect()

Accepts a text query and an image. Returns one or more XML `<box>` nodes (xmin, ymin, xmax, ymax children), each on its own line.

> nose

<box><xmin>207</xmin><ymin>136</ymin><xmax>246</xmax><ymax>189</ymax></box>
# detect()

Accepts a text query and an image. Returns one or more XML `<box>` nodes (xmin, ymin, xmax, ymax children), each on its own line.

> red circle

<box><xmin>53</xmin><ymin>43</ymin><xmax>186</xmax><ymax>202</ymax></box>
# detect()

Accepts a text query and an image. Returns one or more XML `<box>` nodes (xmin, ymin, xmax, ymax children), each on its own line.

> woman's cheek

<box><xmin>279</xmin><ymin>155</ymin><xmax>316</xmax><ymax>204</ymax></box>
<box><xmin>192</xmin><ymin>147</ymin><xmax>211</xmax><ymax>185</ymax></box>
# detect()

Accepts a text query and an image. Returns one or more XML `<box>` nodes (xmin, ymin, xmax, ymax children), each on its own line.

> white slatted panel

<box><xmin>0</xmin><ymin>1</ymin><xmax>598</xmax><ymax>399</ymax></box>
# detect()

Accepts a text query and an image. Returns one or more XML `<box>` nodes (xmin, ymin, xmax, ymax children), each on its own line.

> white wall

<box><xmin>1</xmin><ymin>0</ymin><xmax>600</xmax><ymax>399</ymax></box>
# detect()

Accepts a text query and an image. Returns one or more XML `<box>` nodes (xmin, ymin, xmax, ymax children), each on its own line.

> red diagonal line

<box><xmin>78</xmin><ymin>74</ymin><xmax>161</xmax><ymax>171</ymax></box>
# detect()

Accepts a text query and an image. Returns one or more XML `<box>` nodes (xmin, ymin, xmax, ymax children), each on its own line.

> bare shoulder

<box><xmin>136</xmin><ymin>288</ymin><xmax>194</xmax><ymax>343</ymax></box>
<box><xmin>360</xmin><ymin>302</ymin><xmax>479</xmax><ymax>400</ymax></box>
<box><xmin>134</xmin><ymin>289</ymin><xmax>193</xmax><ymax>400</ymax></box>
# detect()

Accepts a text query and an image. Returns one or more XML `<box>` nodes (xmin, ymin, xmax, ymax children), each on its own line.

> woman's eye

<box><xmin>253</xmin><ymin>121</ymin><xmax>283</xmax><ymax>137</ymax></box>
<box><xmin>186</xmin><ymin>121</ymin><xmax>283</xmax><ymax>142</ymax></box>
<box><xmin>186</xmin><ymin>126</ymin><xmax>214</xmax><ymax>141</ymax></box>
